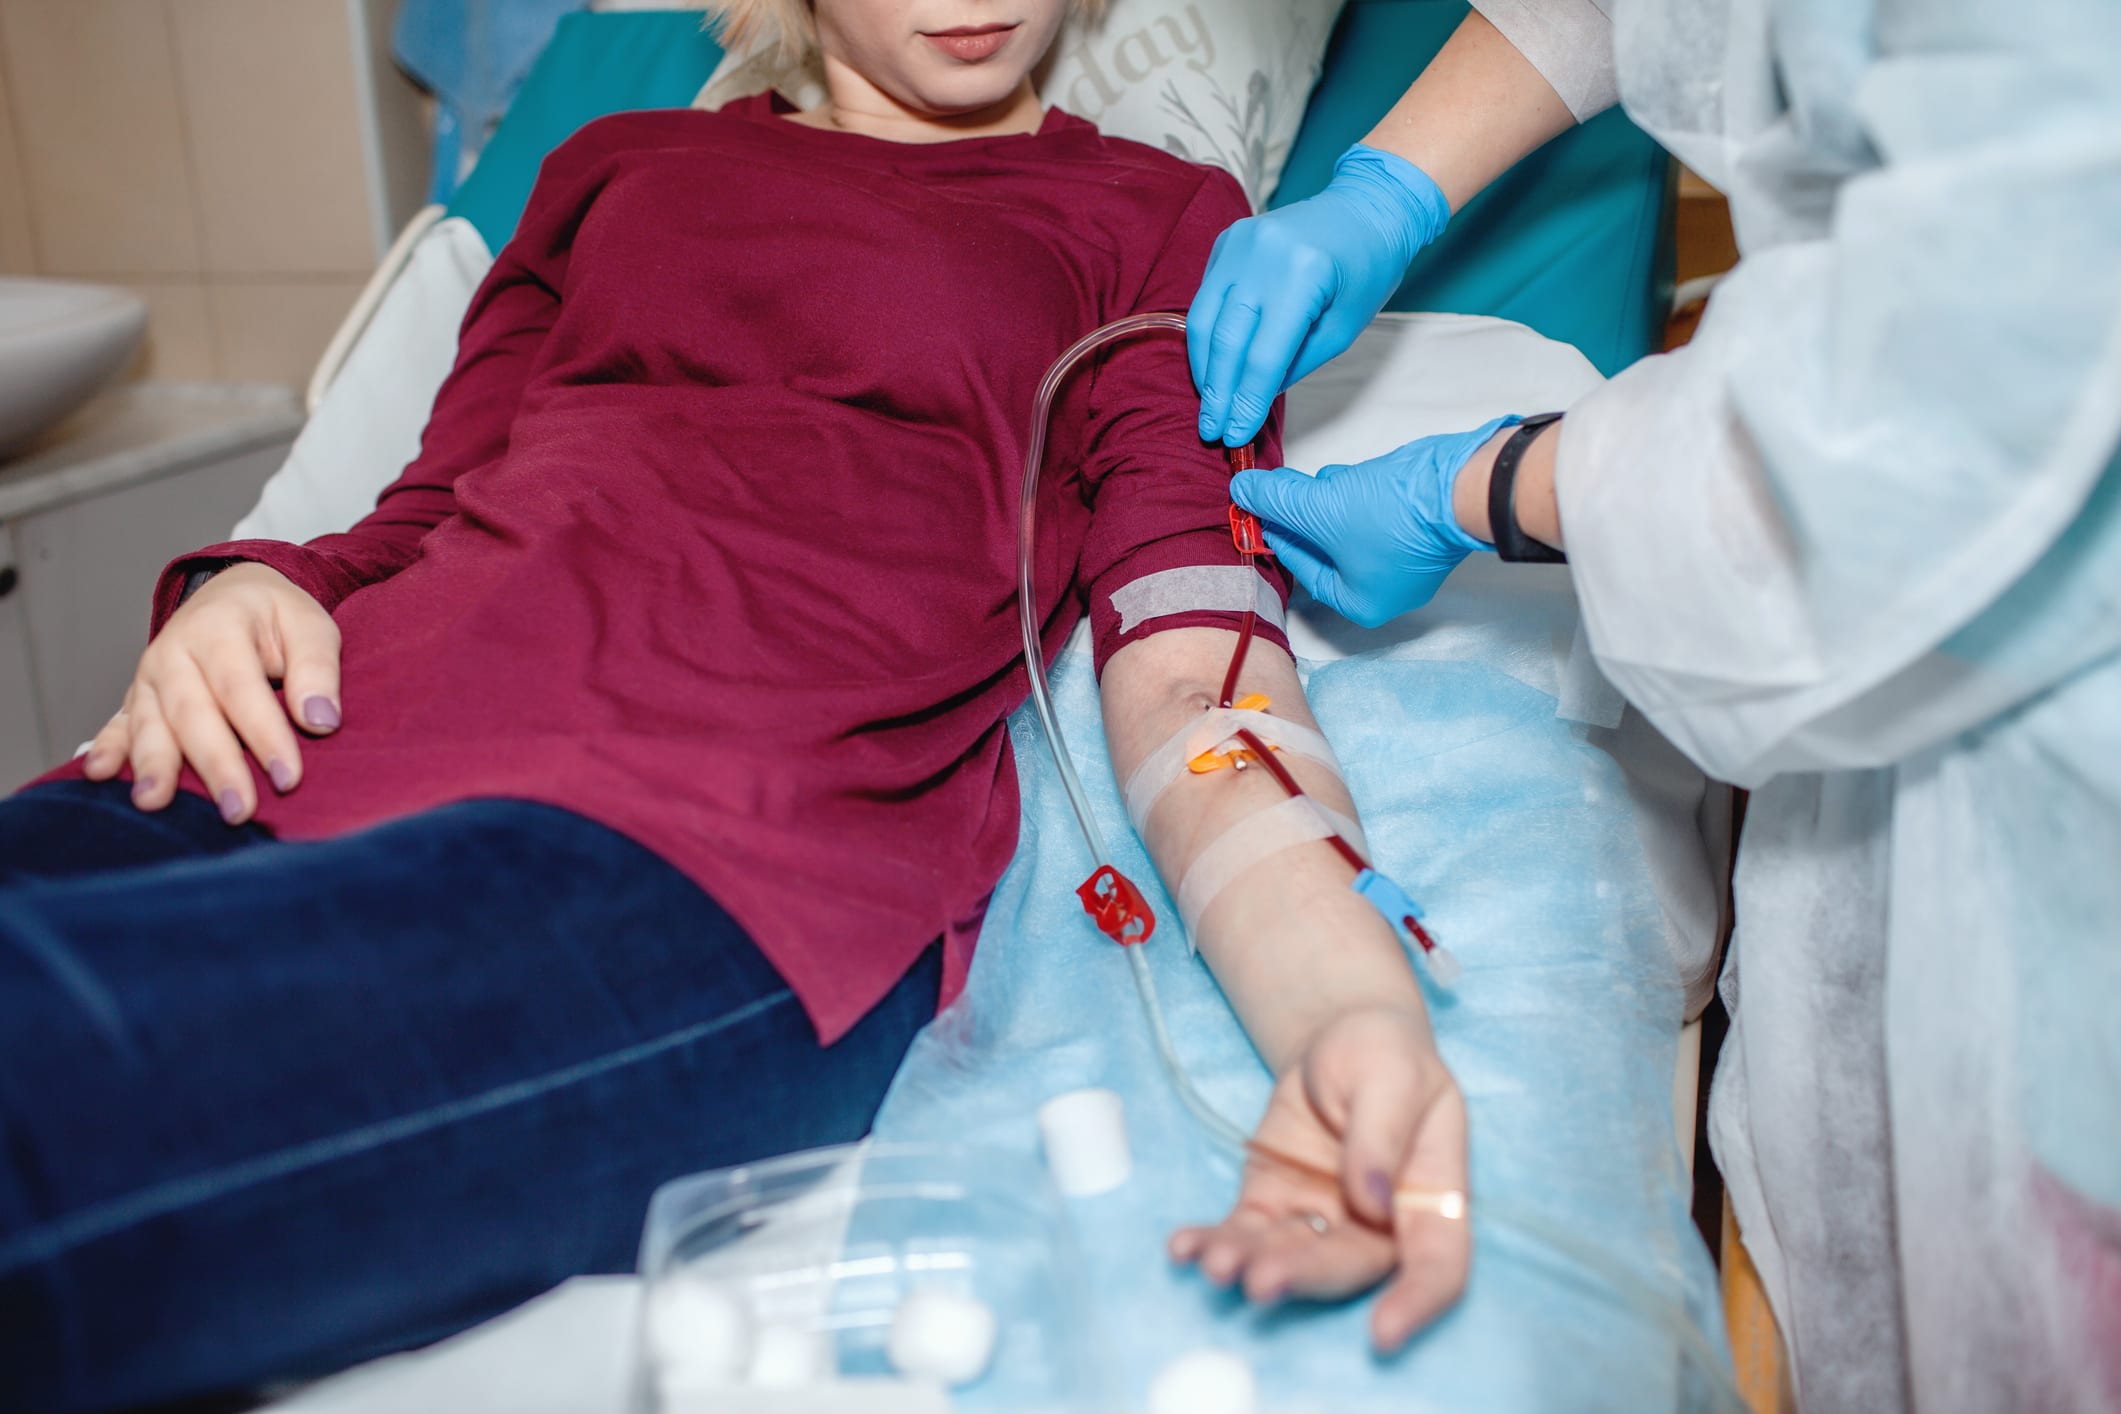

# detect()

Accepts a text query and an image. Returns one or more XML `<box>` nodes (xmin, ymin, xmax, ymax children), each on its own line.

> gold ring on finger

<box><xmin>1392</xmin><ymin>1188</ymin><xmax>1469</xmax><ymax>1221</ymax></box>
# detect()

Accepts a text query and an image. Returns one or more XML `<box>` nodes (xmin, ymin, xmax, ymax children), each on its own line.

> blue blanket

<box><xmin>870</xmin><ymin>618</ymin><xmax>1732</xmax><ymax>1412</ymax></box>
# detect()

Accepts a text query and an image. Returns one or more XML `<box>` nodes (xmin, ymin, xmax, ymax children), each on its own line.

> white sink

<box><xmin>0</xmin><ymin>277</ymin><xmax>148</xmax><ymax>458</ymax></box>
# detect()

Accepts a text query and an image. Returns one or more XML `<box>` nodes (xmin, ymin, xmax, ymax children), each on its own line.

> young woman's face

<box><xmin>810</xmin><ymin>0</ymin><xmax>1070</xmax><ymax>118</ymax></box>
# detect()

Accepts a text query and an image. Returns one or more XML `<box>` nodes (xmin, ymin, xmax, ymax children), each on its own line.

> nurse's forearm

<box><xmin>1100</xmin><ymin>628</ymin><xmax>1432</xmax><ymax>1074</ymax></box>
<box><xmin>1452</xmin><ymin>421</ymin><xmax>1564</xmax><ymax>549</ymax></box>
<box><xmin>1360</xmin><ymin>10</ymin><xmax>1577</xmax><ymax>213</ymax></box>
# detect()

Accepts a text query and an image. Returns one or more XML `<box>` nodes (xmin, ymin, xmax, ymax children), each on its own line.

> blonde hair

<box><xmin>704</xmin><ymin>0</ymin><xmax>1103</xmax><ymax>67</ymax></box>
<box><xmin>702</xmin><ymin>0</ymin><xmax>811</xmax><ymax>65</ymax></box>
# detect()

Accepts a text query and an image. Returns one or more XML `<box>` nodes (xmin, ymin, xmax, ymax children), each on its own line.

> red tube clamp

<box><xmin>1077</xmin><ymin>865</ymin><xmax>1156</xmax><ymax>946</ymax></box>
<box><xmin>1223</xmin><ymin>443</ymin><xmax>1273</xmax><ymax>557</ymax></box>
<box><xmin>1229</xmin><ymin>504</ymin><xmax>1272</xmax><ymax>557</ymax></box>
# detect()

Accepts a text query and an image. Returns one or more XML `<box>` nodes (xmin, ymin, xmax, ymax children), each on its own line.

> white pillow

<box><xmin>234</xmin><ymin>217</ymin><xmax>494</xmax><ymax>546</ymax></box>
<box><xmin>692</xmin><ymin>0</ymin><xmax>1344</xmax><ymax>209</ymax></box>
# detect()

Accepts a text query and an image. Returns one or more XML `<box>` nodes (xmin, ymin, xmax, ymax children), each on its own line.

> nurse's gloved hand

<box><xmin>1230</xmin><ymin>417</ymin><xmax>1516</xmax><ymax>627</ymax></box>
<box><xmin>1190</xmin><ymin>144</ymin><xmax>1449</xmax><ymax>447</ymax></box>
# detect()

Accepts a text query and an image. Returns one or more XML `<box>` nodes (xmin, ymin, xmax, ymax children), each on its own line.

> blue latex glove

<box><xmin>1190</xmin><ymin>144</ymin><xmax>1450</xmax><ymax>447</ymax></box>
<box><xmin>1229</xmin><ymin>417</ymin><xmax>1519</xmax><ymax>627</ymax></box>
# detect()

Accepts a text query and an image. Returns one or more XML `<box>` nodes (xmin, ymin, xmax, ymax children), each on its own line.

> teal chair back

<box><xmin>446</xmin><ymin>12</ymin><xmax>727</xmax><ymax>253</ymax></box>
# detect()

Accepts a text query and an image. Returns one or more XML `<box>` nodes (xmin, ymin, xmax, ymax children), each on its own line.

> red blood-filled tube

<box><xmin>1218</xmin><ymin>444</ymin><xmax>1265</xmax><ymax>708</ymax></box>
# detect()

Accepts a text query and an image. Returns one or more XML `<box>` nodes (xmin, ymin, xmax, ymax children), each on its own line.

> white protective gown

<box><xmin>1470</xmin><ymin>0</ymin><xmax>2121</xmax><ymax>1409</ymax></box>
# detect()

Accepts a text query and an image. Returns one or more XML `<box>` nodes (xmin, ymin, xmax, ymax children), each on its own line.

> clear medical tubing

<box><xmin>1014</xmin><ymin>311</ymin><xmax>1251</xmax><ymax>1153</ymax></box>
<box><xmin>1016</xmin><ymin>310</ymin><xmax>1188</xmax><ymax>871</ymax></box>
<box><xmin>1015</xmin><ymin>315</ymin><xmax>1744</xmax><ymax>1410</ymax></box>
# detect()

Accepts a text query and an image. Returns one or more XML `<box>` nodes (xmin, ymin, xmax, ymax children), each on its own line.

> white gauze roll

<box><xmin>1148</xmin><ymin>1348</ymin><xmax>1258</xmax><ymax>1414</ymax></box>
<box><xmin>1036</xmin><ymin>1088</ymin><xmax>1132</xmax><ymax>1196</ymax></box>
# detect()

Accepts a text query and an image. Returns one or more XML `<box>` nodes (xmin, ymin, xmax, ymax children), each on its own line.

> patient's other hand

<box><xmin>1167</xmin><ymin>1006</ymin><xmax>1470</xmax><ymax>1352</ymax></box>
<box><xmin>82</xmin><ymin>563</ymin><xmax>342</xmax><ymax>823</ymax></box>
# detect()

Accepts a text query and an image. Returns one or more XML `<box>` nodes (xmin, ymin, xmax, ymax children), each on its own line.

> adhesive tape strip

<box><xmin>1176</xmin><ymin>795</ymin><xmax>1364</xmax><ymax>943</ymax></box>
<box><xmin>1109</xmin><ymin>564</ymin><xmax>1287</xmax><ymax>636</ymax></box>
<box><xmin>1123</xmin><ymin>708</ymin><xmax>1345</xmax><ymax>833</ymax></box>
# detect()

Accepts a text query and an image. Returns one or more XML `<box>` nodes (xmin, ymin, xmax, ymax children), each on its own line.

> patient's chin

<box><xmin>903</xmin><ymin>70</ymin><xmax>1034</xmax><ymax>118</ymax></box>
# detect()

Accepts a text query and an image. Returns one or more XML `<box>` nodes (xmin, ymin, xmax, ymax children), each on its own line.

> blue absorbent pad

<box><xmin>870</xmin><ymin>627</ymin><xmax>1731</xmax><ymax>1412</ymax></box>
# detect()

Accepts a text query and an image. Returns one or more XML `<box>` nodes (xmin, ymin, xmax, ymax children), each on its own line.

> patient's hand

<box><xmin>1168</xmin><ymin>1005</ymin><xmax>1470</xmax><ymax>1353</ymax></box>
<box><xmin>82</xmin><ymin>563</ymin><xmax>341</xmax><ymax>823</ymax></box>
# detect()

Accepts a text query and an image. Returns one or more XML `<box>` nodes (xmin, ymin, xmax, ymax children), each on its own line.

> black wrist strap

<box><xmin>1488</xmin><ymin>412</ymin><xmax>1567</xmax><ymax>564</ymax></box>
<box><xmin>175</xmin><ymin>560</ymin><xmax>232</xmax><ymax>608</ymax></box>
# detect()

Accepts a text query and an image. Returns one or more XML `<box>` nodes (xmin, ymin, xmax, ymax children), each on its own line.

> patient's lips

<box><xmin>922</xmin><ymin>22</ymin><xmax>1018</xmax><ymax>62</ymax></box>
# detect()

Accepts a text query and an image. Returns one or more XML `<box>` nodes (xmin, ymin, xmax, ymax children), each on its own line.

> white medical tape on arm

<box><xmin>1109</xmin><ymin>565</ymin><xmax>1286</xmax><ymax>635</ymax></box>
<box><xmin>1175</xmin><ymin>795</ymin><xmax>1366</xmax><ymax>944</ymax></box>
<box><xmin>1122</xmin><ymin>709</ymin><xmax>1347</xmax><ymax>833</ymax></box>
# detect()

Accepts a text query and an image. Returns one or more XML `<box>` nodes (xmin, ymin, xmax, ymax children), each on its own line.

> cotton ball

<box><xmin>644</xmin><ymin>1273</ymin><xmax>754</xmax><ymax>1382</ymax></box>
<box><xmin>654</xmin><ymin>1367</ymin><xmax>736</xmax><ymax>1414</ymax></box>
<box><xmin>747</xmin><ymin>1322</ymin><xmax>834</xmax><ymax>1387</ymax></box>
<box><xmin>1148</xmin><ymin>1348</ymin><xmax>1257</xmax><ymax>1414</ymax></box>
<box><xmin>1036</xmin><ymin>1088</ymin><xmax>1131</xmax><ymax>1196</ymax></box>
<box><xmin>887</xmin><ymin>1288</ymin><xmax>998</xmax><ymax>1387</ymax></box>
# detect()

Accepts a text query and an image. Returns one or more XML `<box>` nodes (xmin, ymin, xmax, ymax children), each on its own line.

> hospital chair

<box><xmin>249</xmin><ymin>5</ymin><xmax>1736</xmax><ymax>1409</ymax></box>
<box><xmin>299</xmin><ymin>0</ymin><xmax>1713</xmax><ymax>1167</ymax></box>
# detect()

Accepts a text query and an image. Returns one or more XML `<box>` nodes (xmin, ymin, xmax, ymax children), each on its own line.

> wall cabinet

<box><xmin>0</xmin><ymin>385</ymin><xmax>301</xmax><ymax>782</ymax></box>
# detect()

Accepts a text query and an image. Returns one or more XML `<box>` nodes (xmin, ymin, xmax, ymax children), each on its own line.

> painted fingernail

<box><xmin>302</xmin><ymin>695</ymin><xmax>340</xmax><ymax>730</ymax></box>
<box><xmin>217</xmin><ymin>788</ymin><xmax>244</xmax><ymax>824</ymax></box>
<box><xmin>131</xmin><ymin>776</ymin><xmax>156</xmax><ymax>804</ymax></box>
<box><xmin>1368</xmin><ymin>1170</ymin><xmax>1394</xmax><ymax>1212</ymax></box>
<box><xmin>267</xmin><ymin>757</ymin><xmax>296</xmax><ymax>792</ymax></box>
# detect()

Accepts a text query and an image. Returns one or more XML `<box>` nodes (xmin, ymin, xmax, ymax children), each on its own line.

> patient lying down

<box><xmin>0</xmin><ymin>0</ymin><xmax>1468</xmax><ymax>1405</ymax></box>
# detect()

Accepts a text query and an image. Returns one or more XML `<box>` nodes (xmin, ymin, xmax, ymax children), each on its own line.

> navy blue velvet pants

<box><xmin>0</xmin><ymin>779</ymin><xmax>939</xmax><ymax>1413</ymax></box>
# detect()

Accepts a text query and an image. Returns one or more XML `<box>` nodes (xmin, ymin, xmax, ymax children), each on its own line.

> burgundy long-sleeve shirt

<box><xmin>52</xmin><ymin>96</ymin><xmax>1288</xmax><ymax>1042</ymax></box>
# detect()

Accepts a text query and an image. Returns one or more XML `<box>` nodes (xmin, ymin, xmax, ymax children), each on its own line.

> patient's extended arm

<box><xmin>1099</xmin><ymin>624</ymin><xmax>1470</xmax><ymax>1352</ymax></box>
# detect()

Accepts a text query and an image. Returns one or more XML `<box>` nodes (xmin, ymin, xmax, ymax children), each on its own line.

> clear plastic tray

<box><xmin>633</xmin><ymin>1141</ymin><xmax>1103</xmax><ymax>1413</ymax></box>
